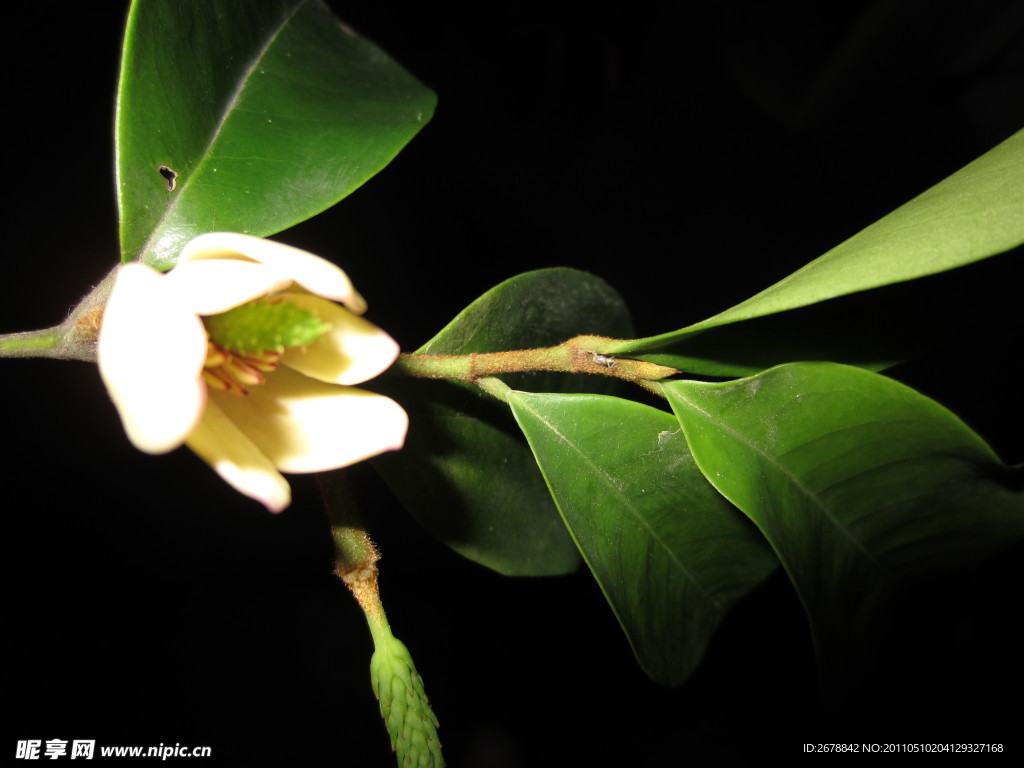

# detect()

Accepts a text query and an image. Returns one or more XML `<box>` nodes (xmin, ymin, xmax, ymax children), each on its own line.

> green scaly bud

<box><xmin>322</xmin><ymin>477</ymin><xmax>444</xmax><ymax>768</ymax></box>
<box><xmin>371</xmin><ymin>633</ymin><xmax>443</xmax><ymax>768</ymax></box>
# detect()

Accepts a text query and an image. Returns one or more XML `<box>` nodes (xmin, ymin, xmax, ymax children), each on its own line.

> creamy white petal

<box><xmin>277</xmin><ymin>293</ymin><xmax>399</xmax><ymax>385</ymax></box>
<box><xmin>210</xmin><ymin>367</ymin><xmax>408</xmax><ymax>473</ymax></box>
<box><xmin>165</xmin><ymin>259</ymin><xmax>291</xmax><ymax>315</ymax></box>
<box><xmin>186</xmin><ymin>397</ymin><xmax>291</xmax><ymax>512</ymax></box>
<box><xmin>178</xmin><ymin>232</ymin><xmax>367</xmax><ymax>313</ymax></box>
<box><xmin>98</xmin><ymin>263</ymin><xmax>207</xmax><ymax>454</ymax></box>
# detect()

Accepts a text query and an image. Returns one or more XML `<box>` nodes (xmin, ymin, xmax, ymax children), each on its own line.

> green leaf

<box><xmin>117</xmin><ymin>0</ymin><xmax>435</xmax><ymax>268</ymax></box>
<box><xmin>609</xmin><ymin>129</ymin><xmax>1024</xmax><ymax>375</ymax></box>
<box><xmin>662</xmin><ymin>363</ymin><xmax>1024</xmax><ymax>697</ymax></box>
<box><xmin>506</xmin><ymin>391</ymin><xmax>777</xmax><ymax>685</ymax></box>
<box><xmin>372</xmin><ymin>378</ymin><xmax>579</xmax><ymax>576</ymax></box>
<box><xmin>372</xmin><ymin>268</ymin><xmax>633</xmax><ymax>576</ymax></box>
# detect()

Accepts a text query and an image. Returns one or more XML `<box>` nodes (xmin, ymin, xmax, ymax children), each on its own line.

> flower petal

<box><xmin>186</xmin><ymin>398</ymin><xmax>292</xmax><ymax>513</ymax></box>
<box><xmin>277</xmin><ymin>293</ymin><xmax>400</xmax><ymax>385</ymax></box>
<box><xmin>165</xmin><ymin>258</ymin><xmax>291</xmax><ymax>315</ymax></box>
<box><xmin>209</xmin><ymin>367</ymin><xmax>408</xmax><ymax>473</ymax></box>
<box><xmin>98</xmin><ymin>263</ymin><xmax>207</xmax><ymax>454</ymax></box>
<box><xmin>178</xmin><ymin>232</ymin><xmax>367</xmax><ymax>313</ymax></box>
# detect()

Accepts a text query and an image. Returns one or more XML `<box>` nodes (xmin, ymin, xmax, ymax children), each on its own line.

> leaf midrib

<box><xmin>667</xmin><ymin>383</ymin><xmax>882</xmax><ymax>567</ymax></box>
<box><xmin>514</xmin><ymin>394</ymin><xmax>724</xmax><ymax>612</ymax></box>
<box><xmin>137</xmin><ymin>0</ymin><xmax>310</xmax><ymax>265</ymax></box>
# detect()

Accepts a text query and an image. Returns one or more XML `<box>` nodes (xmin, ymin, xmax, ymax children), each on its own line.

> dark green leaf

<box><xmin>507</xmin><ymin>391</ymin><xmax>777</xmax><ymax>684</ymax></box>
<box><xmin>373</xmin><ymin>268</ymin><xmax>634</xmax><ymax>576</ymax></box>
<box><xmin>609</xmin><ymin>129</ymin><xmax>1024</xmax><ymax>375</ymax></box>
<box><xmin>117</xmin><ymin>0</ymin><xmax>435</xmax><ymax>268</ymax></box>
<box><xmin>662</xmin><ymin>363</ymin><xmax>1024</xmax><ymax>697</ymax></box>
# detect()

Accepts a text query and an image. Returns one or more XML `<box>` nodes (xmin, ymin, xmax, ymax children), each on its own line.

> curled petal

<box><xmin>98</xmin><ymin>263</ymin><xmax>207</xmax><ymax>454</ymax></box>
<box><xmin>210</xmin><ymin>367</ymin><xmax>408</xmax><ymax>473</ymax></box>
<box><xmin>186</xmin><ymin>398</ymin><xmax>292</xmax><ymax>513</ymax></box>
<box><xmin>178</xmin><ymin>232</ymin><xmax>367</xmax><ymax>313</ymax></box>
<box><xmin>277</xmin><ymin>293</ymin><xmax>400</xmax><ymax>385</ymax></box>
<box><xmin>165</xmin><ymin>259</ymin><xmax>291</xmax><ymax>315</ymax></box>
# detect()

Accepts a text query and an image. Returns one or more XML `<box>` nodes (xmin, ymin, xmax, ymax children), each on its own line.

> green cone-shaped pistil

<box><xmin>205</xmin><ymin>298</ymin><xmax>330</xmax><ymax>354</ymax></box>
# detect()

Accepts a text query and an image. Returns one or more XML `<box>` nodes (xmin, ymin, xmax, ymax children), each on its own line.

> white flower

<box><xmin>98</xmin><ymin>233</ymin><xmax>408</xmax><ymax>512</ymax></box>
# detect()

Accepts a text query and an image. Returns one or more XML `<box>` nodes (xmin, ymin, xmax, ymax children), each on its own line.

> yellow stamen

<box><xmin>203</xmin><ymin>368</ymin><xmax>242</xmax><ymax>394</ymax></box>
<box><xmin>202</xmin><ymin>337</ymin><xmax>280</xmax><ymax>397</ymax></box>
<box><xmin>247</xmin><ymin>350</ymin><xmax>281</xmax><ymax>372</ymax></box>
<box><xmin>205</xmin><ymin>342</ymin><xmax>228</xmax><ymax>368</ymax></box>
<box><xmin>225</xmin><ymin>358</ymin><xmax>265</xmax><ymax>387</ymax></box>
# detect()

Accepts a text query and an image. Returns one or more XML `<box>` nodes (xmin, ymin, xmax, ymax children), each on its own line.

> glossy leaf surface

<box><xmin>508</xmin><ymin>391</ymin><xmax>777</xmax><ymax>684</ymax></box>
<box><xmin>117</xmin><ymin>0</ymin><xmax>435</xmax><ymax>268</ymax></box>
<box><xmin>662</xmin><ymin>364</ymin><xmax>1024</xmax><ymax>694</ymax></box>
<box><xmin>373</xmin><ymin>269</ymin><xmax>634</xmax><ymax>576</ymax></box>
<box><xmin>610</xmin><ymin>129</ymin><xmax>1024</xmax><ymax>375</ymax></box>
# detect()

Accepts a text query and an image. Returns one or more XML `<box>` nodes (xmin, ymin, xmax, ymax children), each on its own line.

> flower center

<box><xmin>201</xmin><ymin>296</ymin><xmax>330</xmax><ymax>396</ymax></box>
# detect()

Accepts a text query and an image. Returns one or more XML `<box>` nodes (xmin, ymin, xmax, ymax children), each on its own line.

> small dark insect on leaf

<box><xmin>158</xmin><ymin>165</ymin><xmax>178</xmax><ymax>191</ymax></box>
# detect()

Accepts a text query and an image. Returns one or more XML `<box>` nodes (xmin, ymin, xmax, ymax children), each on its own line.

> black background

<box><xmin>6</xmin><ymin>1</ymin><xmax>1022</xmax><ymax>765</ymax></box>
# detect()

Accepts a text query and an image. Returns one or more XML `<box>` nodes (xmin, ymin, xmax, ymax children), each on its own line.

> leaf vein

<box><xmin>673</xmin><ymin>388</ymin><xmax>881</xmax><ymax>566</ymax></box>
<box><xmin>519</xmin><ymin>397</ymin><xmax>723</xmax><ymax>611</ymax></box>
<box><xmin>137</xmin><ymin>0</ymin><xmax>311</xmax><ymax>263</ymax></box>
